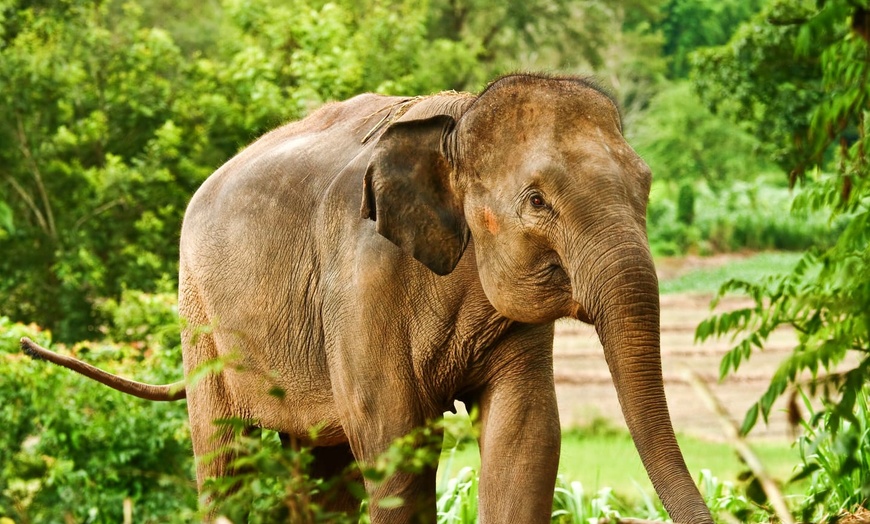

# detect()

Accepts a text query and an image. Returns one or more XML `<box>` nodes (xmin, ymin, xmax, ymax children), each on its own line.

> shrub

<box><xmin>791</xmin><ymin>388</ymin><xmax>870</xmax><ymax>523</ymax></box>
<box><xmin>647</xmin><ymin>179</ymin><xmax>842</xmax><ymax>256</ymax></box>
<box><xmin>0</xmin><ymin>317</ymin><xmax>195</xmax><ymax>523</ymax></box>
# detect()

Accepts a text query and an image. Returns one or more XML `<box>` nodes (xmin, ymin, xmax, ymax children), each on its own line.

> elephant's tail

<box><xmin>20</xmin><ymin>337</ymin><xmax>186</xmax><ymax>401</ymax></box>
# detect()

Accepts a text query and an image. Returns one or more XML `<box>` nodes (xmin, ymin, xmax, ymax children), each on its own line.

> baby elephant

<box><xmin>23</xmin><ymin>73</ymin><xmax>713</xmax><ymax>523</ymax></box>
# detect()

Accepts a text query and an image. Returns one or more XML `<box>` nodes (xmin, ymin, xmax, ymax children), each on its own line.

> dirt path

<box><xmin>553</xmin><ymin>258</ymin><xmax>797</xmax><ymax>442</ymax></box>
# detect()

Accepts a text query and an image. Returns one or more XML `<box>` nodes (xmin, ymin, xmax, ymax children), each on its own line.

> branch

<box><xmin>73</xmin><ymin>198</ymin><xmax>124</xmax><ymax>232</ymax></box>
<box><xmin>686</xmin><ymin>370</ymin><xmax>795</xmax><ymax>524</ymax></box>
<box><xmin>2</xmin><ymin>172</ymin><xmax>49</xmax><ymax>233</ymax></box>
<box><xmin>15</xmin><ymin>112</ymin><xmax>56</xmax><ymax>240</ymax></box>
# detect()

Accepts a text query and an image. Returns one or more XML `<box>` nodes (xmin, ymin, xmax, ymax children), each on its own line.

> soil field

<box><xmin>553</xmin><ymin>258</ymin><xmax>798</xmax><ymax>442</ymax></box>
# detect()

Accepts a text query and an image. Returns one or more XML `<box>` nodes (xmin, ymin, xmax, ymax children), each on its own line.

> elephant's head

<box><xmin>362</xmin><ymin>74</ymin><xmax>712</xmax><ymax>523</ymax></box>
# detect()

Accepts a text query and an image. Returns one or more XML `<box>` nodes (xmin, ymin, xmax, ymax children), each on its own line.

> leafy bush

<box><xmin>201</xmin><ymin>424</ymin><xmax>362</xmax><ymax>524</ymax></box>
<box><xmin>0</xmin><ymin>0</ymin><xmax>484</xmax><ymax>343</ymax></box>
<box><xmin>0</xmin><ymin>318</ymin><xmax>195</xmax><ymax>523</ymax></box>
<box><xmin>204</xmin><ymin>416</ymin><xmax>453</xmax><ymax>523</ymax></box>
<box><xmin>437</xmin><ymin>466</ymin><xmax>478</xmax><ymax>523</ymax></box>
<box><xmin>694</xmin><ymin>181</ymin><xmax>843</xmax><ymax>253</ymax></box>
<box><xmin>551</xmin><ymin>479</ymin><xmax>625</xmax><ymax>523</ymax></box>
<box><xmin>631</xmin><ymin>81</ymin><xmax>774</xmax><ymax>191</ymax></box>
<box><xmin>96</xmin><ymin>284</ymin><xmax>180</xmax><ymax>355</ymax></box>
<box><xmin>550</xmin><ymin>469</ymin><xmax>769</xmax><ymax>523</ymax></box>
<box><xmin>792</xmin><ymin>388</ymin><xmax>870</xmax><ymax>523</ymax></box>
<box><xmin>695</xmin><ymin>0</ymin><xmax>870</xmax><ymax>520</ymax></box>
<box><xmin>648</xmin><ymin>178</ymin><xmax>842</xmax><ymax>256</ymax></box>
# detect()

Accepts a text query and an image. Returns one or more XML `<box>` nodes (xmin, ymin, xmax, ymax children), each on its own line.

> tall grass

<box><xmin>435</xmin><ymin>468</ymin><xmax>778</xmax><ymax>523</ymax></box>
<box><xmin>436</xmin><ymin>466</ymin><xmax>478</xmax><ymax>523</ymax></box>
<box><xmin>792</xmin><ymin>388</ymin><xmax>870</xmax><ymax>523</ymax></box>
<box><xmin>551</xmin><ymin>479</ymin><xmax>627</xmax><ymax>523</ymax></box>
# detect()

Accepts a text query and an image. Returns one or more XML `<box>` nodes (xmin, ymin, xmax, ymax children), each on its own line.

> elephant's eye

<box><xmin>529</xmin><ymin>193</ymin><xmax>546</xmax><ymax>208</ymax></box>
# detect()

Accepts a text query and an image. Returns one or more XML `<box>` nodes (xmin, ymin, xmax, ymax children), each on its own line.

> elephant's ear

<box><xmin>361</xmin><ymin>115</ymin><xmax>469</xmax><ymax>276</ymax></box>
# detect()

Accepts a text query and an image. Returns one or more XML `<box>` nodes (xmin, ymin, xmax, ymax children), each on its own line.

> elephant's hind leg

<box><xmin>182</xmin><ymin>340</ymin><xmax>248</xmax><ymax>515</ymax></box>
<box><xmin>278</xmin><ymin>436</ymin><xmax>362</xmax><ymax>515</ymax></box>
<box><xmin>312</xmin><ymin>444</ymin><xmax>362</xmax><ymax>514</ymax></box>
<box><xmin>179</xmin><ymin>273</ymin><xmax>243</xmax><ymax>504</ymax></box>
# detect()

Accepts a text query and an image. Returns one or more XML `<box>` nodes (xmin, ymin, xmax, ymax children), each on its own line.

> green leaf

<box><xmin>0</xmin><ymin>201</ymin><xmax>13</xmax><ymax>234</ymax></box>
<box><xmin>745</xmin><ymin>477</ymin><xmax>768</xmax><ymax>506</ymax></box>
<box><xmin>789</xmin><ymin>462</ymin><xmax>820</xmax><ymax>483</ymax></box>
<box><xmin>740</xmin><ymin>402</ymin><xmax>760</xmax><ymax>436</ymax></box>
<box><xmin>377</xmin><ymin>495</ymin><xmax>405</xmax><ymax>509</ymax></box>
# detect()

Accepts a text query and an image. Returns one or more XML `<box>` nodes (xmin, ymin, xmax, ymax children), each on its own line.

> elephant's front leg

<box><xmin>337</xmin><ymin>389</ymin><xmax>440</xmax><ymax>523</ymax></box>
<box><xmin>476</xmin><ymin>327</ymin><xmax>561</xmax><ymax>523</ymax></box>
<box><xmin>329</xmin><ymin>348</ymin><xmax>440</xmax><ymax>523</ymax></box>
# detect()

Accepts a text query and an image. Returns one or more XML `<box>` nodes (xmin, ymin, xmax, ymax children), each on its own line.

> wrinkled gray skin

<box><xmin>27</xmin><ymin>74</ymin><xmax>714</xmax><ymax>523</ymax></box>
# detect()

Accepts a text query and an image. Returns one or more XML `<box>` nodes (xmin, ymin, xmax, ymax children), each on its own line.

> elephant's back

<box><xmin>175</xmin><ymin>94</ymin><xmax>406</xmax><ymax>419</ymax></box>
<box><xmin>174</xmin><ymin>91</ymin><xmax>477</xmax><ymax>438</ymax></box>
<box><xmin>183</xmin><ymin>93</ymin><xmax>406</xmax><ymax>234</ymax></box>
<box><xmin>179</xmin><ymin>93</ymin><xmax>406</xmax><ymax>274</ymax></box>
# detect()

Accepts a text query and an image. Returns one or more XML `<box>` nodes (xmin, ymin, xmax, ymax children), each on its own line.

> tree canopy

<box><xmin>0</xmin><ymin>0</ymin><xmax>673</xmax><ymax>342</ymax></box>
<box><xmin>695</xmin><ymin>0</ymin><xmax>870</xmax><ymax>517</ymax></box>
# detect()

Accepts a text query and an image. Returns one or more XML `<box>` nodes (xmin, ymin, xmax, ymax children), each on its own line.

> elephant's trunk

<box><xmin>575</xmin><ymin>238</ymin><xmax>713</xmax><ymax>524</ymax></box>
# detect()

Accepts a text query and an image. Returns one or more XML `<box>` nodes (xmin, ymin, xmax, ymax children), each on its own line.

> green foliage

<box><xmin>695</xmin><ymin>0</ymin><xmax>870</xmax><ymax>518</ymax></box>
<box><xmin>204</xmin><ymin>418</ymin><xmax>449</xmax><ymax>522</ymax></box>
<box><xmin>0</xmin><ymin>0</ymin><xmax>478</xmax><ymax>342</ymax></box>
<box><xmin>551</xmin><ymin>480</ymin><xmax>626</xmax><ymax>523</ymax></box>
<box><xmin>632</xmin><ymin>81</ymin><xmax>775</xmax><ymax>190</ymax></box>
<box><xmin>676</xmin><ymin>182</ymin><xmax>696</xmax><ymax>226</ymax></box>
<box><xmin>0</xmin><ymin>317</ymin><xmax>195</xmax><ymax>523</ymax></box>
<box><xmin>647</xmin><ymin>179</ymin><xmax>838</xmax><ymax>256</ymax></box>
<box><xmin>690</xmin><ymin>0</ymin><xmax>832</xmax><ymax>173</ymax></box>
<box><xmin>695</xmin><ymin>469</ymin><xmax>775</xmax><ymax>523</ymax></box>
<box><xmin>655</xmin><ymin>0</ymin><xmax>765</xmax><ymax>78</ymax></box>
<box><xmin>633</xmin><ymin>80</ymin><xmax>797</xmax><ymax>257</ymax></box>
<box><xmin>697</xmin><ymin>185</ymin><xmax>868</xmax><ymax>437</ymax></box>
<box><xmin>791</xmin><ymin>389</ymin><xmax>870</xmax><ymax>522</ymax></box>
<box><xmin>426</xmin><ymin>0</ymin><xmax>665</xmax><ymax>77</ymax></box>
<box><xmin>202</xmin><ymin>424</ymin><xmax>361</xmax><ymax>524</ymax></box>
<box><xmin>436</xmin><ymin>466</ymin><xmax>478</xmax><ymax>523</ymax></box>
<box><xmin>0</xmin><ymin>0</ymin><xmax>214</xmax><ymax>341</ymax></box>
<box><xmin>551</xmin><ymin>469</ymin><xmax>770</xmax><ymax>523</ymax></box>
<box><xmin>96</xmin><ymin>284</ymin><xmax>179</xmax><ymax>342</ymax></box>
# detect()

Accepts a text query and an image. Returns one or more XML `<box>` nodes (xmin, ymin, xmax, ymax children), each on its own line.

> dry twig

<box><xmin>686</xmin><ymin>370</ymin><xmax>795</xmax><ymax>524</ymax></box>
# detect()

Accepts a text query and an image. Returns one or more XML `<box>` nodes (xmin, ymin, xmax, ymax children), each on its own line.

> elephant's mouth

<box><xmin>543</xmin><ymin>261</ymin><xmax>593</xmax><ymax>324</ymax></box>
<box><xmin>569</xmin><ymin>300</ymin><xmax>593</xmax><ymax>324</ymax></box>
<box><xmin>545</xmin><ymin>263</ymin><xmax>569</xmax><ymax>285</ymax></box>
<box><xmin>535</xmin><ymin>254</ymin><xmax>566</xmax><ymax>282</ymax></box>
<box><xmin>541</xmin><ymin>261</ymin><xmax>574</xmax><ymax>301</ymax></box>
<box><xmin>485</xmin><ymin>255</ymin><xmax>578</xmax><ymax>324</ymax></box>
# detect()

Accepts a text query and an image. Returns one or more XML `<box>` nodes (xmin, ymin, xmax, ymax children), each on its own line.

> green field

<box><xmin>659</xmin><ymin>252</ymin><xmax>802</xmax><ymax>295</ymax></box>
<box><xmin>438</xmin><ymin>417</ymin><xmax>801</xmax><ymax>505</ymax></box>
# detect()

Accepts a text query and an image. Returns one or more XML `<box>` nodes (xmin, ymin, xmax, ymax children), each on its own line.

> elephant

<box><xmin>22</xmin><ymin>73</ymin><xmax>714</xmax><ymax>523</ymax></box>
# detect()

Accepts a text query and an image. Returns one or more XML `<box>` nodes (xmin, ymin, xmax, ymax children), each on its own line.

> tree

<box><xmin>695</xmin><ymin>0</ymin><xmax>870</xmax><ymax>518</ymax></box>
<box><xmin>655</xmin><ymin>0</ymin><xmax>765</xmax><ymax>78</ymax></box>
<box><xmin>629</xmin><ymin>81</ymin><xmax>774</xmax><ymax>190</ymax></box>
<box><xmin>0</xmin><ymin>1</ymin><xmax>198</xmax><ymax>340</ymax></box>
<box><xmin>0</xmin><ymin>0</ymin><xmax>479</xmax><ymax>341</ymax></box>
<box><xmin>690</xmin><ymin>0</ymin><xmax>836</xmax><ymax>175</ymax></box>
<box><xmin>0</xmin><ymin>0</ymin><xmax>675</xmax><ymax>341</ymax></box>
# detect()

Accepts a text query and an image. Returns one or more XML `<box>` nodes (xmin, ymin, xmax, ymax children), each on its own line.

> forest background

<box><xmin>0</xmin><ymin>0</ymin><xmax>867</xmax><ymax>522</ymax></box>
